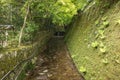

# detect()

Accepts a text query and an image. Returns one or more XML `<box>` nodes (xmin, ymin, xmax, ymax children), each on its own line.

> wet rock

<box><xmin>38</xmin><ymin>73</ymin><xmax>45</xmax><ymax>75</ymax></box>
<box><xmin>36</xmin><ymin>75</ymin><xmax>48</xmax><ymax>80</ymax></box>
<box><xmin>43</xmin><ymin>70</ymin><xmax>48</xmax><ymax>73</ymax></box>
<box><xmin>35</xmin><ymin>66</ymin><xmax>39</xmax><ymax>68</ymax></box>
<box><xmin>25</xmin><ymin>73</ymin><xmax>29</xmax><ymax>76</ymax></box>
<box><xmin>47</xmin><ymin>73</ymin><xmax>53</xmax><ymax>77</ymax></box>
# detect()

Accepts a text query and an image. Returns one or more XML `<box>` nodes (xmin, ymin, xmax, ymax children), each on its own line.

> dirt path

<box><xmin>25</xmin><ymin>37</ymin><xmax>84</xmax><ymax>80</ymax></box>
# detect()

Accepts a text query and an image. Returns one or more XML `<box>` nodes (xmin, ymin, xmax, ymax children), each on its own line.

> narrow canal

<box><xmin>25</xmin><ymin>37</ymin><xmax>84</xmax><ymax>80</ymax></box>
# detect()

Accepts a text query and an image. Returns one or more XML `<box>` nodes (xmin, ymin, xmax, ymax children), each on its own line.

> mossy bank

<box><xmin>65</xmin><ymin>1</ymin><xmax>120</xmax><ymax>80</ymax></box>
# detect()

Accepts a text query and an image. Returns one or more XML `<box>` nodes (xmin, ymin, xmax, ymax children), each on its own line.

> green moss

<box><xmin>65</xmin><ymin>1</ymin><xmax>120</xmax><ymax>80</ymax></box>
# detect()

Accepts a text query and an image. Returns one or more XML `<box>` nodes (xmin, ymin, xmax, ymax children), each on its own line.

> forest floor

<box><xmin>24</xmin><ymin>37</ymin><xmax>84</xmax><ymax>80</ymax></box>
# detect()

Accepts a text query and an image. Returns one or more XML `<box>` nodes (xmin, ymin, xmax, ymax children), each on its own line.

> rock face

<box><xmin>65</xmin><ymin>1</ymin><xmax>120</xmax><ymax>80</ymax></box>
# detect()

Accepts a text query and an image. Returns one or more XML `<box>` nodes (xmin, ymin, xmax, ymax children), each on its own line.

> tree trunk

<box><xmin>18</xmin><ymin>4</ymin><xmax>29</xmax><ymax>46</ymax></box>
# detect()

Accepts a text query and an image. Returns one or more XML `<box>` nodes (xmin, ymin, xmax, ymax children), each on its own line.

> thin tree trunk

<box><xmin>18</xmin><ymin>4</ymin><xmax>29</xmax><ymax>46</ymax></box>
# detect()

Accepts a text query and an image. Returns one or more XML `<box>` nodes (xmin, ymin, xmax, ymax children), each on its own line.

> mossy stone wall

<box><xmin>65</xmin><ymin>1</ymin><xmax>120</xmax><ymax>80</ymax></box>
<box><xmin>0</xmin><ymin>31</ymin><xmax>52</xmax><ymax>79</ymax></box>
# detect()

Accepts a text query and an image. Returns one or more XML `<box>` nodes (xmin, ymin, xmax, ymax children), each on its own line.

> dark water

<box><xmin>25</xmin><ymin>37</ymin><xmax>84</xmax><ymax>80</ymax></box>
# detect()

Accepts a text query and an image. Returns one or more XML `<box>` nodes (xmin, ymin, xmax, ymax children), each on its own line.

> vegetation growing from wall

<box><xmin>65</xmin><ymin>1</ymin><xmax>120</xmax><ymax>80</ymax></box>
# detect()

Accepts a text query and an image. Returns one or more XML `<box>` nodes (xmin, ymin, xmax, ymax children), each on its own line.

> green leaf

<box><xmin>79</xmin><ymin>66</ymin><xmax>86</xmax><ymax>73</ymax></box>
<box><xmin>100</xmin><ymin>35</ymin><xmax>106</xmax><ymax>39</ymax></box>
<box><xmin>100</xmin><ymin>47</ymin><xmax>106</xmax><ymax>53</ymax></box>
<box><xmin>102</xmin><ymin>16</ymin><xmax>108</xmax><ymax>21</ymax></box>
<box><xmin>91</xmin><ymin>41</ymin><xmax>99</xmax><ymax>48</ymax></box>
<box><xmin>102</xmin><ymin>59</ymin><xmax>108</xmax><ymax>64</ymax></box>
<box><xmin>103</xmin><ymin>21</ymin><xmax>109</xmax><ymax>27</ymax></box>
<box><xmin>98</xmin><ymin>30</ymin><xmax>104</xmax><ymax>35</ymax></box>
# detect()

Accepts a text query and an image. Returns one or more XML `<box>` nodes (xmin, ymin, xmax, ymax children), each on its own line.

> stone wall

<box><xmin>0</xmin><ymin>31</ymin><xmax>52</xmax><ymax>79</ymax></box>
<box><xmin>65</xmin><ymin>1</ymin><xmax>120</xmax><ymax>80</ymax></box>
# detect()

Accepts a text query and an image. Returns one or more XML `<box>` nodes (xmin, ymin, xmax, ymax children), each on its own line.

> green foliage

<box><xmin>0</xmin><ymin>0</ymin><xmax>88</xmax><ymax>46</ymax></box>
<box><xmin>91</xmin><ymin>41</ymin><xmax>99</xmax><ymax>48</ymax></box>
<box><xmin>0</xmin><ymin>0</ymin><xmax>86</xmax><ymax>30</ymax></box>
<box><xmin>95</xmin><ymin>20</ymin><xmax>99</xmax><ymax>26</ymax></box>
<box><xmin>95</xmin><ymin>0</ymin><xmax>100</xmax><ymax>5</ymax></box>
<box><xmin>20</xmin><ymin>0</ymin><xmax>30</xmax><ymax>17</ymax></box>
<box><xmin>31</xmin><ymin>57</ymin><xmax>37</xmax><ymax>64</ymax></box>
<box><xmin>25</xmin><ymin>21</ymin><xmax>39</xmax><ymax>33</ymax></box>
<box><xmin>98</xmin><ymin>30</ymin><xmax>104</xmax><ymax>35</ymax></box>
<box><xmin>30</xmin><ymin>0</ymin><xmax>55</xmax><ymax>18</ymax></box>
<box><xmin>30</xmin><ymin>0</ymin><xmax>88</xmax><ymax>26</ymax></box>
<box><xmin>0</xmin><ymin>0</ymin><xmax>12</xmax><ymax>24</ymax></box>
<box><xmin>100</xmin><ymin>47</ymin><xmax>106</xmax><ymax>53</ymax></box>
<box><xmin>17</xmin><ymin>69</ymin><xmax>26</xmax><ymax>80</ymax></box>
<box><xmin>28</xmin><ymin>0</ymin><xmax>78</xmax><ymax>26</ymax></box>
<box><xmin>103</xmin><ymin>21</ymin><xmax>109</xmax><ymax>27</ymax></box>
<box><xmin>102</xmin><ymin>58</ymin><xmax>108</xmax><ymax>64</ymax></box>
<box><xmin>71</xmin><ymin>0</ymin><xmax>87</xmax><ymax>10</ymax></box>
<box><xmin>23</xmin><ymin>21</ymin><xmax>39</xmax><ymax>42</ymax></box>
<box><xmin>100</xmin><ymin>10</ymin><xmax>104</xmax><ymax>14</ymax></box>
<box><xmin>26</xmin><ymin>62</ymin><xmax>35</xmax><ymax>70</ymax></box>
<box><xmin>52</xmin><ymin>0</ymin><xmax>77</xmax><ymax>26</ymax></box>
<box><xmin>79</xmin><ymin>66</ymin><xmax>87</xmax><ymax>73</ymax></box>
<box><xmin>100</xmin><ymin>35</ymin><xmax>106</xmax><ymax>39</ymax></box>
<box><xmin>99</xmin><ymin>42</ymin><xmax>106</xmax><ymax>53</ymax></box>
